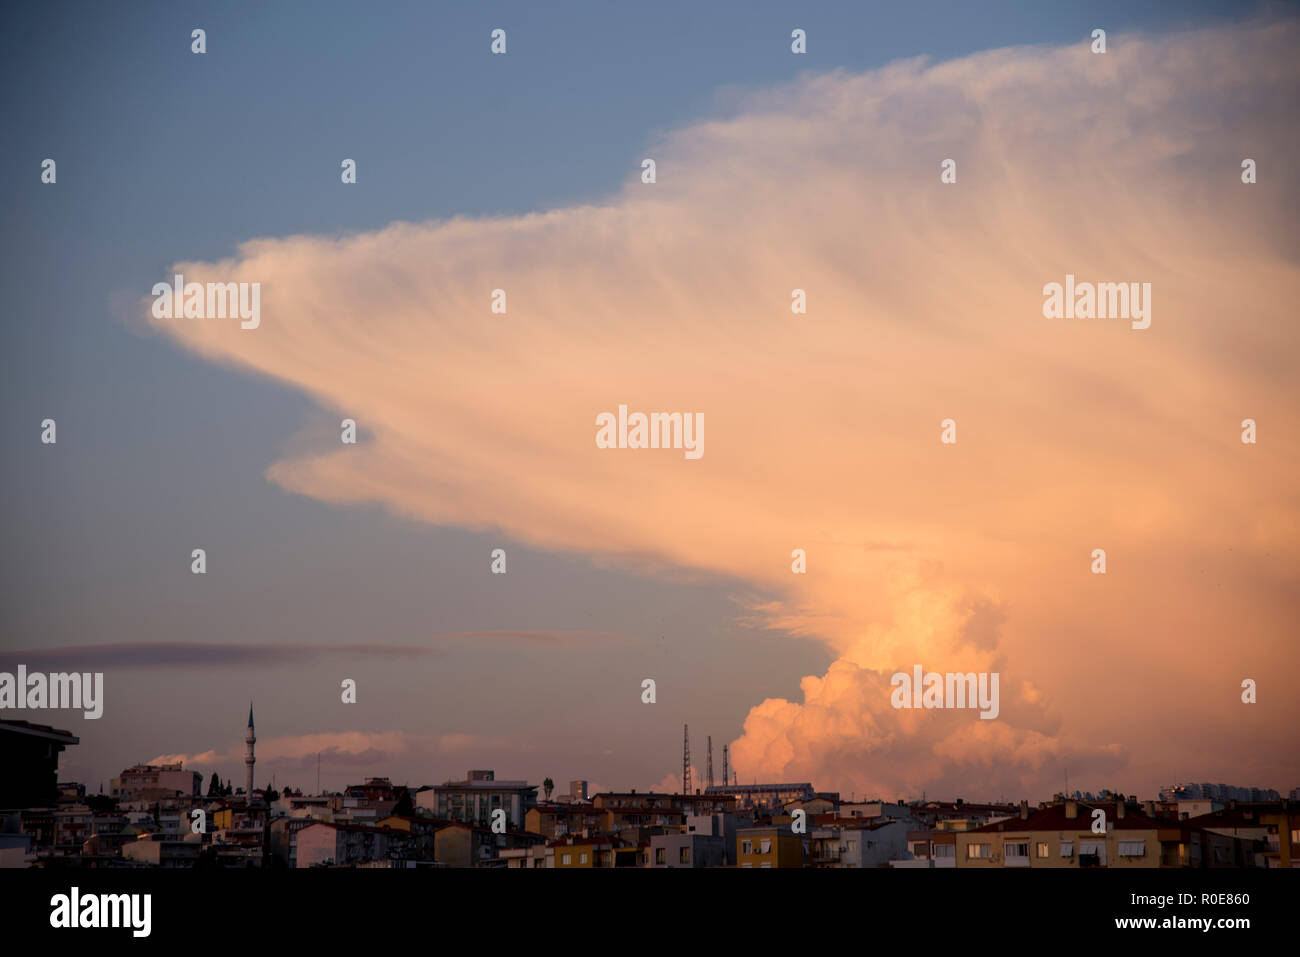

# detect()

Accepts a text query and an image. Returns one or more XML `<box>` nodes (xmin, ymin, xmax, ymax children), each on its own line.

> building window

<box><xmin>967</xmin><ymin>843</ymin><xmax>990</xmax><ymax>859</ymax></box>
<box><xmin>1060</xmin><ymin>841</ymin><xmax>1073</xmax><ymax>858</ymax></box>
<box><xmin>680</xmin><ymin>846</ymin><xmax>691</xmax><ymax>864</ymax></box>
<box><xmin>760</xmin><ymin>838</ymin><xmax>772</xmax><ymax>854</ymax></box>
<box><xmin>561</xmin><ymin>853</ymin><xmax>571</xmax><ymax>865</ymax></box>
<box><xmin>1036</xmin><ymin>842</ymin><xmax>1050</xmax><ymax>858</ymax></box>
<box><xmin>760</xmin><ymin>862</ymin><xmax>772</xmax><ymax>868</ymax></box>
<box><xmin>1079</xmin><ymin>841</ymin><xmax>1104</xmax><ymax>867</ymax></box>
<box><xmin>1005</xmin><ymin>842</ymin><xmax>1029</xmax><ymax>858</ymax></box>
<box><xmin>579</xmin><ymin>852</ymin><xmax>587</xmax><ymax>864</ymax></box>
<box><xmin>933</xmin><ymin>844</ymin><xmax>954</xmax><ymax>858</ymax></box>
<box><xmin>655</xmin><ymin>848</ymin><xmax>666</xmax><ymax>865</ymax></box>
<box><xmin>1118</xmin><ymin>841</ymin><xmax>1145</xmax><ymax>857</ymax></box>
<box><xmin>742</xmin><ymin>840</ymin><xmax>752</xmax><ymax>855</ymax></box>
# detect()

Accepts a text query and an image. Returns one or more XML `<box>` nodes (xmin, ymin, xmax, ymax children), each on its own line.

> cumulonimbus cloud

<box><xmin>140</xmin><ymin>18</ymin><xmax>1300</xmax><ymax>799</ymax></box>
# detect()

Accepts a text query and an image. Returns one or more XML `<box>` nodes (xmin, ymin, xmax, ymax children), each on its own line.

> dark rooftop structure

<box><xmin>0</xmin><ymin>720</ymin><xmax>79</xmax><ymax>809</ymax></box>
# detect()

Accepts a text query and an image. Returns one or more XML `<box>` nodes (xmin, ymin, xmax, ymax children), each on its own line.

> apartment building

<box><xmin>820</xmin><ymin>819</ymin><xmax>910</xmax><ymax>868</ymax></box>
<box><xmin>1183</xmin><ymin>802</ymin><xmax>1300</xmax><ymax>868</ymax></box>
<box><xmin>737</xmin><ymin>826</ymin><xmax>805</xmax><ymax>868</ymax></box>
<box><xmin>417</xmin><ymin>770</ymin><xmax>538</xmax><ymax>829</ymax></box>
<box><xmin>110</xmin><ymin>763</ymin><xmax>202</xmax><ymax>803</ymax></box>
<box><xmin>957</xmin><ymin>799</ymin><xmax>1167</xmax><ymax>868</ymax></box>
<box><xmin>295</xmin><ymin>821</ymin><xmax>409</xmax><ymax>868</ymax></box>
<box><xmin>121</xmin><ymin>833</ymin><xmax>202</xmax><ymax>867</ymax></box>
<box><xmin>706</xmin><ymin>783</ymin><xmax>813</xmax><ymax>811</ymax></box>
<box><xmin>894</xmin><ymin>828</ymin><xmax>957</xmax><ymax>867</ymax></box>
<box><xmin>647</xmin><ymin>831</ymin><xmax>726</xmax><ymax>868</ymax></box>
<box><xmin>593</xmin><ymin>790</ymin><xmax>737</xmax><ymax>815</ymax></box>
<box><xmin>551</xmin><ymin>837</ymin><xmax>640</xmax><ymax>868</ymax></box>
<box><xmin>525</xmin><ymin>802</ymin><xmax>605</xmax><ymax>838</ymax></box>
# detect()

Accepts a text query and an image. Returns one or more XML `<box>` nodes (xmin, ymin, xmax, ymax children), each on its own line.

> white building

<box><xmin>109</xmin><ymin>764</ymin><xmax>201</xmax><ymax>802</ymax></box>
<box><xmin>816</xmin><ymin>820</ymin><xmax>911</xmax><ymax>868</ymax></box>
<box><xmin>417</xmin><ymin>770</ymin><xmax>537</xmax><ymax>828</ymax></box>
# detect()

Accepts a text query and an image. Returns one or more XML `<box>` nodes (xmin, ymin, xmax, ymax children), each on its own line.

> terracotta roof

<box><xmin>972</xmin><ymin>803</ymin><xmax>1164</xmax><ymax>833</ymax></box>
<box><xmin>299</xmin><ymin>821</ymin><xmax>406</xmax><ymax>835</ymax></box>
<box><xmin>604</xmin><ymin>806</ymin><xmax>685</xmax><ymax>816</ymax></box>
<box><xmin>531</xmin><ymin>804</ymin><xmax>601</xmax><ymax>816</ymax></box>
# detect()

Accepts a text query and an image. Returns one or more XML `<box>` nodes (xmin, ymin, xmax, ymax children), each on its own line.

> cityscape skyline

<box><xmin>5</xmin><ymin>708</ymin><xmax>1296</xmax><ymax>871</ymax></box>
<box><xmin>10</xmin><ymin>703</ymin><xmax>1297</xmax><ymax>809</ymax></box>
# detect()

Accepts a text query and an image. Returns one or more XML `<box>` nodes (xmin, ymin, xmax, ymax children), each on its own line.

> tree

<box><xmin>392</xmin><ymin>788</ymin><xmax>415</xmax><ymax>818</ymax></box>
<box><xmin>543</xmin><ymin>777</ymin><xmax>554</xmax><ymax>802</ymax></box>
<box><xmin>86</xmin><ymin>794</ymin><xmax>117</xmax><ymax>815</ymax></box>
<box><xmin>207</xmin><ymin>772</ymin><xmax>221</xmax><ymax>797</ymax></box>
<box><xmin>264</xmin><ymin>783</ymin><xmax>280</xmax><ymax>803</ymax></box>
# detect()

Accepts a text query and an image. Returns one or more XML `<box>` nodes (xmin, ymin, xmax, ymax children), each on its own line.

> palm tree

<box><xmin>543</xmin><ymin>777</ymin><xmax>554</xmax><ymax>802</ymax></box>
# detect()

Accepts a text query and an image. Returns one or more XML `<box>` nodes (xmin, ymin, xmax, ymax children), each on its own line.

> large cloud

<box><xmin>142</xmin><ymin>18</ymin><xmax>1300</xmax><ymax>799</ymax></box>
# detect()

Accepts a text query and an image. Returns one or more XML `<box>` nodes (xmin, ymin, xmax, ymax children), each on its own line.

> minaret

<box><xmin>245</xmin><ymin>703</ymin><xmax>256</xmax><ymax>804</ymax></box>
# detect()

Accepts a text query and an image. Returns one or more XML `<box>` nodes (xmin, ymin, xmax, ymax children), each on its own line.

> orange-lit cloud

<box><xmin>141</xmin><ymin>18</ymin><xmax>1300</xmax><ymax>798</ymax></box>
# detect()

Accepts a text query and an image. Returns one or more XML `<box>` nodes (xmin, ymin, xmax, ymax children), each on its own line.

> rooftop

<box><xmin>0</xmin><ymin>719</ymin><xmax>79</xmax><ymax>745</ymax></box>
<box><xmin>972</xmin><ymin>802</ymin><xmax>1166</xmax><ymax>834</ymax></box>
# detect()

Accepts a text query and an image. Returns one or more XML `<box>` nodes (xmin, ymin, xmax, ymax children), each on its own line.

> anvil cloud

<box><xmin>142</xmin><ymin>19</ymin><xmax>1300</xmax><ymax>799</ymax></box>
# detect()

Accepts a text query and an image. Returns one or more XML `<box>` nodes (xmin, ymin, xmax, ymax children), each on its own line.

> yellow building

<box><xmin>956</xmin><ymin>800</ymin><xmax>1167</xmax><ymax>869</ymax></box>
<box><xmin>1185</xmin><ymin>803</ymin><xmax>1300</xmax><ymax>868</ymax></box>
<box><xmin>212</xmin><ymin>803</ymin><xmax>263</xmax><ymax>831</ymax></box>
<box><xmin>525</xmin><ymin>804</ymin><xmax>605</xmax><ymax>838</ymax></box>
<box><xmin>553</xmin><ymin>839</ymin><xmax>613</xmax><ymax>868</ymax></box>
<box><xmin>1260</xmin><ymin>805</ymin><xmax>1300</xmax><ymax>868</ymax></box>
<box><xmin>736</xmin><ymin>826</ymin><xmax>804</xmax><ymax>868</ymax></box>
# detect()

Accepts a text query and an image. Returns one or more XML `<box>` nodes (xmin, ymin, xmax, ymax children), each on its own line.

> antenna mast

<box><xmin>682</xmin><ymin>725</ymin><xmax>692</xmax><ymax>795</ymax></box>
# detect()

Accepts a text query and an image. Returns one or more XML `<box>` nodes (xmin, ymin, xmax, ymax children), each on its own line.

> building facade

<box><xmin>109</xmin><ymin>763</ymin><xmax>202</xmax><ymax>803</ymax></box>
<box><xmin>418</xmin><ymin>770</ymin><xmax>538</xmax><ymax>829</ymax></box>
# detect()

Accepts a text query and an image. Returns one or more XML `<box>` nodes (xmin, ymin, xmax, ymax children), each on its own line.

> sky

<box><xmin>1</xmin><ymin>0</ymin><xmax>1297</xmax><ymax>803</ymax></box>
